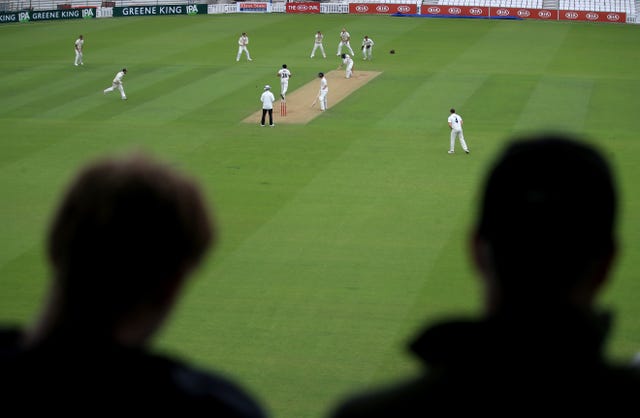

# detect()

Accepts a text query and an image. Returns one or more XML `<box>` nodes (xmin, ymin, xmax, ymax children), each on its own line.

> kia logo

<box><xmin>398</xmin><ymin>6</ymin><xmax>411</xmax><ymax>12</ymax></box>
<box><xmin>607</xmin><ymin>13</ymin><xmax>620</xmax><ymax>20</ymax></box>
<box><xmin>376</xmin><ymin>5</ymin><xmax>389</xmax><ymax>12</ymax></box>
<box><xmin>427</xmin><ymin>7</ymin><xmax>440</xmax><ymax>13</ymax></box>
<box><xmin>470</xmin><ymin>7</ymin><xmax>483</xmax><ymax>14</ymax></box>
<box><xmin>564</xmin><ymin>11</ymin><xmax>578</xmax><ymax>19</ymax></box>
<box><xmin>448</xmin><ymin>7</ymin><xmax>461</xmax><ymax>14</ymax></box>
<box><xmin>496</xmin><ymin>9</ymin><xmax>509</xmax><ymax>16</ymax></box>
<box><xmin>538</xmin><ymin>10</ymin><xmax>552</xmax><ymax>18</ymax></box>
<box><xmin>586</xmin><ymin>12</ymin><xmax>598</xmax><ymax>19</ymax></box>
<box><xmin>516</xmin><ymin>9</ymin><xmax>530</xmax><ymax>17</ymax></box>
<box><xmin>355</xmin><ymin>5</ymin><xmax>368</xmax><ymax>12</ymax></box>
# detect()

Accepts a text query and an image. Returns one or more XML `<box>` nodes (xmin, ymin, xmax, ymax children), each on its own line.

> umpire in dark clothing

<box><xmin>330</xmin><ymin>134</ymin><xmax>640</xmax><ymax>416</ymax></box>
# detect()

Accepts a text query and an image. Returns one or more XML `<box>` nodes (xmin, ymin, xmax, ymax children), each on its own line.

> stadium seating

<box><xmin>432</xmin><ymin>0</ymin><xmax>634</xmax><ymax>13</ymax></box>
<box><xmin>4</xmin><ymin>0</ymin><xmax>637</xmax><ymax>19</ymax></box>
<box><xmin>558</xmin><ymin>0</ymin><xmax>636</xmax><ymax>13</ymax></box>
<box><xmin>437</xmin><ymin>0</ymin><xmax>543</xmax><ymax>7</ymax></box>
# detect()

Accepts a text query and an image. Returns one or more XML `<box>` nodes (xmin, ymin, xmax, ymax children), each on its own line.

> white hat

<box><xmin>264</xmin><ymin>85</ymin><xmax>271</xmax><ymax>90</ymax></box>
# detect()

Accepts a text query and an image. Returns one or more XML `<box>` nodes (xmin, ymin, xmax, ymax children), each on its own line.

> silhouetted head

<box><xmin>48</xmin><ymin>153</ymin><xmax>214</xmax><ymax>326</ymax></box>
<box><xmin>341</xmin><ymin>54</ymin><xmax>346</xmax><ymax>59</ymax></box>
<box><xmin>318</xmin><ymin>72</ymin><xmax>324</xmax><ymax>78</ymax></box>
<box><xmin>282</xmin><ymin>64</ymin><xmax>287</xmax><ymax>69</ymax></box>
<box><xmin>475</xmin><ymin>133</ymin><xmax>616</xmax><ymax>307</ymax></box>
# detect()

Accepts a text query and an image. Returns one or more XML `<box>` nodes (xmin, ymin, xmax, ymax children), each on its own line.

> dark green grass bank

<box><xmin>1</xmin><ymin>14</ymin><xmax>639</xmax><ymax>418</ymax></box>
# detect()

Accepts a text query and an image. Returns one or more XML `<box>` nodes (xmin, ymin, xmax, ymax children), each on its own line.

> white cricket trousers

<box><xmin>74</xmin><ymin>50</ymin><xmax>83</xmax><ymax>66</ymax></box>
<box><xmin>104</xmin><ymin>82</ymin><xmax>127</xmax><ymax>100</ymax></box>
<box><xmin>337</xmin><ymin>42</ymin><xmax>354</xmax><ymax>56</ymax></box>
<box><xmin>237</xmin><ymin>46</ymin><xmax>251</xmax><ymax>61</ymax></box>
<box><xmin>318</xmin><ymin>89</ymin><xmax>328</xmax><ymax>110</ymax></box>
<box><xmin>450</xmin><ymin>129</ymin><xmax>468</xmax><ymax>152</ymax></box>
<box><xmin>311</xmin><ymin>44</ymin><xmax>326</xmax><ymax>58</ymax></box>
<box><xmin>345</xmin><ymin>62</ymin><xmax>353</xmax><ymax>79</ymax></box>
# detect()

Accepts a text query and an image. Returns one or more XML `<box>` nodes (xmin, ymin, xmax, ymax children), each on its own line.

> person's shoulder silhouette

<box><xmin>0</xmin><ymin>153</ymin><xmax>266</xmax><ymax>416</ymax></box>
<box><xmin>330</xmin><ymin>133</ymin><xmax>640</xmax><ymax>416</ymax></box>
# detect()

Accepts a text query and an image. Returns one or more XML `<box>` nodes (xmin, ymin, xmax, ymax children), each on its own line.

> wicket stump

<box><xmin>280</xmin><ymin>100</ymin><xmax>287</xmax><ymax>117</ymax></box>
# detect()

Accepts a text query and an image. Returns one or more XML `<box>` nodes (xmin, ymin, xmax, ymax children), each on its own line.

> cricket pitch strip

<box><xmin>243</xmin><ymin>70</ymin><xmax>382</xmax><ymax>125</ymax></box>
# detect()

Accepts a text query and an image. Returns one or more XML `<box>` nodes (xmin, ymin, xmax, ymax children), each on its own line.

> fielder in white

<box><xmin>317</xmin><ymin>72</ymin><xmax>328</xmax><ymax>111</ymax></box>
<box><xmin>74</xmin><ymin>35</ymin><xmax>84</xmax><ymax>66</ymax></box>
<box><xmin>448</xmin><ymin>108</ymin><xmax>470</xmax><ymax>154</ymax></box>
<box><xmin>103</xmin><ymin>68</ymin><xmax>127</xmax><ymax>100</ymax></box>
<box><xmin>277</xmin><ymin>64</ymin><xmax>291</xmax><ymax>100</ymax></box>
<box><xmin>340</xmin><ymin>53</ymin><xmax>354</xmax><ymax>79</ymax></box>
<box><xmin>310</xmin><ymin>31</ymin><xmax>326</xmax><ymax>59</ymax></box>
<box><xmin>337</xmin><ymin>28</ymin><xmax>355</xmax><ymax>56</ymax></box>
<box><xmin>236</xmin><ymin>32</ymin><xmax>252</xmax><ymax>62</ymax></box>
<box><xmin>361</xmin><ymin>35</ymin><xmax>374</xmax><ymax>60</ymax></box>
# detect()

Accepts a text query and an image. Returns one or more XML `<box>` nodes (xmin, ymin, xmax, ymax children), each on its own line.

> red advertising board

<box><xmin>492</xmin><ymin>7</ymin><xmax>555</xmax><ymax>19</ymax></box>
<box><xmin>349</xmin><ymin>3</ymin><xmax>418</xmax><ymax>15</ymax></box>
<box><xmin>422</xmin><ymin>6</ymin><xmax>552</xmax><ymax>18</ymax></box>
<box><xmin>422</xmin><ymin>5</ymin><xmax>626</xmax><ymax>22</ymax></box>
<box><xmin>558</xmin><ymin>10</ymin><xmax>625</xmax><ymax>22</ymax></box>
<box><xmin>286</xmin><ymin>2</ymin><xmax>320</xmax><ymax>14</ymax></box>
<box><xmin>422</xmin><ymin>5</ymin><xmax>489</xmax><ymax>17</ymax></box>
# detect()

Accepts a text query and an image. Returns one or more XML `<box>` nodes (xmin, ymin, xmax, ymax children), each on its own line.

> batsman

<box><xmin>361</xmin><ymin>35</ymin><xmax>375</xmax><ymax>61</ymax></box>
<box><xmin>315</xmin><ymin>72</ymin><xmax>328</xmax><ymax>111</ymax></box>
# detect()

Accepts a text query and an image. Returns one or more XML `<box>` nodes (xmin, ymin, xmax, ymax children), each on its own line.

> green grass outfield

<box><xmin>2</xmin><ymin>13</ymin><xmax>640</xmax><ymax>417</ymax></box>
